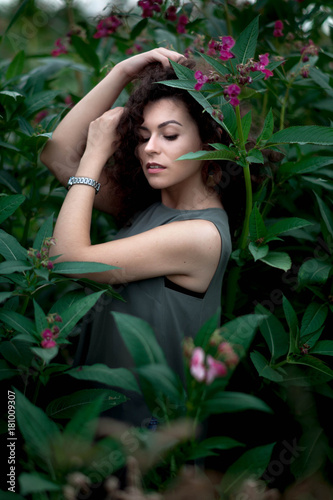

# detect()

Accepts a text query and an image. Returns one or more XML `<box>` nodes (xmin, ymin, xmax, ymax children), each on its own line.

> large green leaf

<box><xmin>300</xmin><ymin>303</ymin><xmax>328</xmax><ymax>338</ymax></box>
<box><xmin>0</xmin><ymin>194</ymin><xmax>25</xmax><ymax>224</ymax></box>
<box><xmin>0</xmin><ymin>260</ymin><xmax>32</xmax><ymax>274</ymax></box>
<box><xmin>198</xmin><ymin>52</ymin><xmax>231</xmax><ymax>76</ymax></box>
<box><xmin>255</xmin><ymin>304</ymin><xmax>289</xmax><ymax>361</ymax></box>
<box><xmin>233</xmin><ymin>16</ymin><xmax>259</xmax><ymax>65</ymax></box>
<box><xmin>30</xmin><ymin>346</ymin><xmax>59</xmax><ymax>364</ymax></box>
<box><xmin>0</xmin><ymin>310</ymin><xmax>36</xmax><ymax>336</ymax></box>
<box><xmin>0</xmin><ymin>230</ymin><xmax>27</xmax><ymax>260</ymax></box>
<box><xmin>19</xmin><ymin>473</ymin><xmax>61</xmax><ymax>496</ymax></box>
<box><xmin>177</xmin><ymin>149</ymin><xmax>236</xmax><ymax>161</ymax></box>
<box><xmin>33</xmin><ymin>299</ymin><xmax>48</xmax><ymax>335</ymax></box>
<box><xmin>278</xmin><ymin>156</ymin><xmax>333</xmax><ymax>179</ymax></box>
<box><xmin>289</xmin><ymin>354</ymin><xmax>333</xmax><ymax>378</ymax></box>
<box><xmin>266</xmin><ymin>217</ymin><xmax>313</xmax><ymax>239</ymax></box>
<box><xmin>112</xmin><ymin>312</ymin><xmax>167</xmax><ymax>367</ymax></box>
<box><xmin>298</xmin><ymin>259</ymin><xmax>331</xmax><ymax>286</ymax></box>
<box><xmin>188</xmin><ymin>436</ymin><xmax>244</xmax><ymax>460</ymax></box>
<box><xmin>259</xmin><ymin>252</ymin><xmax>292</xmax><ymax>271</ymax></box>
<box><xmin>66</xmin><ymin>364</ymin><xmax>141</xmax><ymax>393</ymax></box>
<box><xmin>6</xmin><ymin>50</ymin><xmax>25</xmax><ymax>80</ymax></box>
<box><xmin>249</xmin><ymin>204</ymin><xmax>267</xmax><ymax>241</ymax></box>
<box><xmin>52</xmin><ymin>261</ymin><xmax>119</xmax><ymax>274</ymax></box>
<box><xmin>257</xmin><ymin>108</ymin><xmax>274</xmax><ymax>144</ymax></box>
<box><xmin>135</xmin><ymin>363</ymin><xmax>183</xmax><ymax>406</ymax></box>
<box><xmin>33</xmin><ymin>214</ymin><xmax>54</xmax><ymax>251</ymax></box>
<box><xmin>46</xmin><ymin>388</ymin><xmax>127</xmax><ymax>419</ymax></box>
<box><xmin>248</xmin><ymin>242</ymin><xmax>269</xmax><ymax>261</ymax></box>
<box><xmin>313</xmin><ymin>191</ymin><xmax>333</xmax><ymax>237</ymax></box>
<box><xmin>71</xmin><ymin>35</ymin><xmax>100</xmax><ymax>73</ymax></box>
<box><xmin>15</xmin><ymin>389</ymin><xmax>61</xmax><ymax>461</ymax></box>
<box><xmin>311</xmin><ymin>340</ymin><xmax>333</xmax><ymax>356</ymax></box>
<box><xmin>250</xmin><ymin>351</ymin><xmax>284</xmax><ymax>382</ymax></box>
<box><xmin>0</xmin><ymin>359</ymin><xmax>18</xmax><ymax>380</ymax></box>
<box><xmin>220</xmin><ymin>442</ymin><xmax>275</xmax><ymax>494</ymax></box>
<box><xmin>268</xmin><ymin>126</ymin><xmax>333</xmax><ymax>146</ymax></box>
<box><xmin>201</xmin><ymin>391</ymin><xmax>272</xmax><ymax>419</ymax></box>
<box><xmin>219</xmin><ymin>314</ymin><xmax>265</xmax><ymax>352</ymax></box>
<box><xmin>58</xmin><ymin>290</ymin><xmax>106</xmax><ymax>337</ymax></box>
<box><xmin>0</xmin><ymin>339</ymin><xmax>35</xmax><ymax>367</ymax></box>
<box><xmin>283</xmin><ymin>295</ymin><xmax>299</xmax><ymax>354</ymax></box>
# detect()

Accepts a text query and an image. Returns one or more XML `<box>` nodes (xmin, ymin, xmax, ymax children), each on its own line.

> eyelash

<box><xmin>140</xmin><ymin>135</ymin><xmax>179</xmax><ymax>143</ymax></box>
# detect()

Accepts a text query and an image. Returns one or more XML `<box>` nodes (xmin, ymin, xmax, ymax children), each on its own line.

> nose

<box><xmin>144</xmin><ymin>134</ymin><xmax>160</xmax><ymax>155</ymax></box>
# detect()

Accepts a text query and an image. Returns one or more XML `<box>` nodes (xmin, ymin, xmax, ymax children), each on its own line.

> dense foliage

<box><xmin>0</xmin><ymin>0</ymin><xmax>333</xmax><ymax>498</ymax></box>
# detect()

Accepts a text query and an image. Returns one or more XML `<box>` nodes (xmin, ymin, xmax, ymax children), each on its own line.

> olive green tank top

<box><xmin>74</xmin><ymin>202</ymin><xmax>231</xmax><ymax>426</ymax></box>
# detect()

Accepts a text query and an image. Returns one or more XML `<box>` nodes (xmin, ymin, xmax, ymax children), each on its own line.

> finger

<box><xmin>126</xmin><ymin>456</ymin><xmax>142</xmax><ymax>491</ymax></box>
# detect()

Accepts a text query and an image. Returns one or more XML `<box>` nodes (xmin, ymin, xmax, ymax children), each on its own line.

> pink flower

<box><xmin>194</xmin><ymin>70</ymin><xmax>209</xmax><ymax>91</ymax></box>
<box><xmin>262</xmin><ymin>69</ymin><xmax>274</xmax><ymax>80</ymax></box>
<box><xmin>51</xmin><ymin>38</ymin><xmax>68</xmax><ymax>57</ymax></box>
<box><xmin>190</xmin><ymin>347</ymin><xmax>206</xmax><ymax>382</ymax></box>
<box><xmin>41</xmin><ymin>339</ymin><xmax>57</xmax><ymax>349</ymax></box>
<box><xmin>165</xmin><ymin>5</ymin><xmax>177</xmax><ymax>21</ymax></box>
<box><xmin>300</xmin><ymin>66</ymin><xmax>310</xmax><ymax>78</ymax></box>
<box><xmin>300</xmin><ymin>39</ymin><xmax>319</xmax><ymax>62</ymax></box>
<box><xmin>93</xmin><ymin>16</ymin><xmax>122</xmax><ymax>38</ymax></box>
<box><xmin>252</xmin><ymin>53</ymin><xmax>274</xmax><ymax>80</ymax></box>
<box><xmin>224</xmin><ymin>84</ymin><xmax>241</xmax><ymax>107</ymax></box>
<box><xmin>138</xmin><ymin>0</ymin><xmax>162</xmax><ymax>18</ymax></box>
<box><xmin>207</xmin><ymin>39</ymin><xmax>218</xmax><ymax>56</ymax></box>
<box><xmin>218</xmin><ymin>342</ymin><xmax>239</xmax><ymax>368</ymax></box>
<box><xmin>219</xmin><ymin>50</ymin><xmax>235</xmax><ymax>61</ymax></box>
<box><xmin>273</xmin><ymin>20</ymin><xmax>284</xmax><ymax>38</ymax></box>
<box><xmin>55</xmin><ymin>314</ymin><xmax>63</xmax><ymax>323</ymax></box>
<box><xmin>206</xmin><ymin>356</ymin><xmax>227</xmax><ymax>384</ymax></box>
<box><xmin>177</xmin><ymin>14</ymin><xmax>189</xmax><ymax>34</ymax></box>
<box><xmin>42</xmin><ymin>328</ymin><xmax>53</xmax><ymax>340</ymax></box>
<box><xmin>219</xmin><ymin>36</ymin><xmax>235</xmax><ymax>61</ymax></box>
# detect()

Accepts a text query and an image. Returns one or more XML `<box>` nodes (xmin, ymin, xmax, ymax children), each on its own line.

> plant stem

<box><xmin>279</xmin><ymin>86</ymin><xmax>289</xmax><ymax>131</ymax></box>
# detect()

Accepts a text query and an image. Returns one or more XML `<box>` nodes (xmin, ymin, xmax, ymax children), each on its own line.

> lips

<box><xmin>147</xmin><ymin>162</ymin><xmax>166</xmax><ymax>170</ymax></box>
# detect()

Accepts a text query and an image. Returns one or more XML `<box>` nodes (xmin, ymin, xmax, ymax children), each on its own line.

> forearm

<box><xmin>40</xmin><ymin>64</ymin><xmax>130</xmax><ymax>183</ymax></box>
<box><xmin>50</xmin><ymin>155</ymin><xmax>104</xmax><ymax>260</ymax></box>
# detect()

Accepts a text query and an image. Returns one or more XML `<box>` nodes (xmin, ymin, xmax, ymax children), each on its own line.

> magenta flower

<box><xmin>42</xmin><ymin>328</ymin><xmax>53</xmax><ymax>340</ymax></box>
<box><xmin>262</xmin><ymin>68</ymin><xmax>274</xmax><ymax>80</ymax></box>
<box><xmin>165</xmin><ymin>5</ymin><xmax>177</xmax><ymax>21</ymax></box>
<box><xmin>252</xmin><ymin>53</ymin><xmax>274</xmax><ymax>80</ymax></box>
<box><xmin>219</xmin><ymin>35</ymin><xmax>235</xmax><ymax>61</ymax></box>
<box><xmin>138</xmin><ymin>0</ymin><xmax>162</xmax><ymax>18</ymax></box>
<box><xmin>273</xmin><ymin>20</ymin><xmax>284</xmax><ymax>37</ymax></box>
<box><xmin>55</xmin><ymin>314</ymin><xmax>63</xmax><ymax>323</ymax></box>
<box><xmin>300</xmin><ymin>66</ymin><xmax>310</xmax><ymax>78</ymax></box>
<box><xmin>177</xmin><ymin>14</ymin><xmax>189</xmax><ymax>34</ymax></box>
<box><xmin>41</xmin><ymin>339</ymin><xmax>57</xmax><ymax>349</ymax></box>
<box><xmin>206</xmin><ymin>356</ymin><xmax>227</xmax><ymax>385</ymax></box>
<box><xmin>218</xmin><ymin>342</ymin><xmax>239</xmax><ymax>368</ymax></box>
<box><xmin>207</xmin><ymin>39</ymin><xmax>218</xmax><ymax>56</ymax></box>
<box><xmin>224</xmin><ymin>83</ymin><xmax>241</xmax><ymax>107</ymax></box>
<box><xmin>51</xmin><ymin>38</ymin><xmax>68</xmax><ymax>57</ymax></box>
<box><xmin>300</xmin><ymin>39</ymin><xmax>319</xmax><ymax>62</ymax></box>
<box><xmin>194</xmin><ymin>70</ymin><xmax>209</xmax><ymax>91</ymax></box>
<box><xmin>93</xmin><ymin>16</ymin><xmax>122</xmax><ymax>38</ymax></box>
<box><xmin>190</xmin><ymin>347</ymin><xmax>206</xmax><ymax>382</ymax></box>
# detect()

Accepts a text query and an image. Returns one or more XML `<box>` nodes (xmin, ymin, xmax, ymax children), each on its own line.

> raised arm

<box><xmin>40</xmin><ymin>48</ymin><xmax>183</xmax><ymax>214</ymax></box>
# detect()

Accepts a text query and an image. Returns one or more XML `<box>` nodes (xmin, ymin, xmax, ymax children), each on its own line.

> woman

<box><xmin>41</xmin><ymin>48</ymin><xmax>232</xmax><ymax>426</ymax></box>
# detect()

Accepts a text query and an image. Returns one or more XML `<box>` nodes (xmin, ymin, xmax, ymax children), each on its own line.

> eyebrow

<box><xmin>139</xmin><ymin>120</ymin><xmax>183</xmax><ymax>131</ymax></box>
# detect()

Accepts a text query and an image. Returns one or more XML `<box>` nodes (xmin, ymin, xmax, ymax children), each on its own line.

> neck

<box><xmin>161</xmin><ymin>184</ymin><xmax>222</xmax><ymax>211</ymax></box>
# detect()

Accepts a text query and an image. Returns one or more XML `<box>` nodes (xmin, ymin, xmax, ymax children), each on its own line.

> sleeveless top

<box><xmin>74</xmin><ymin>202</ymin><xmax>231</xmax><ymax>426</ymax></box>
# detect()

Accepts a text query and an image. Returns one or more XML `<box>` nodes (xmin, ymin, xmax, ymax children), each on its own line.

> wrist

<box><xmin>76</xmin><ymin>154</ymin><xmax>105</xmax><ymax>179</ymax></box>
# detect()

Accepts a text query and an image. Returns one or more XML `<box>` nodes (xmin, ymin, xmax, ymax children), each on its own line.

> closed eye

<box><xmin>165</xmin><ymin>135</ymin><xmax>178</xmax><ymax>141</ymax></box>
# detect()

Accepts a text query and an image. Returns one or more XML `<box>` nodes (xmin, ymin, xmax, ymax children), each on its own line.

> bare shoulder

<box><xmin>166</xmin><ymin>219</ymin><xmax>222</xmax><ymax>258</ymax></box>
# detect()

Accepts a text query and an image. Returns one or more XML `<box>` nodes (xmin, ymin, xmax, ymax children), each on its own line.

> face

<box><xmin>137</xmin><ymin>98</ymin><xmax>204</xmax><ymax>193</ymax></box>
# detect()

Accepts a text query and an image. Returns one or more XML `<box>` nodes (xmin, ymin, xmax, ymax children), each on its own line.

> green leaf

<box><xmin>58</xmin><ymin>290</ymin><xmax>106</xmax><ymax>337</ymax></box>
<box><xmin>201</xmin><ymin>392</ymin><xmax>272</xmax><ymax>419</ymax></box>
<box><xmin>0</xmin><ymin>291</ymin><xmax>14</xmax><ymax>304</ymax></box>
<box><xmin>71</xmin><ymin>35</ymin><xmax>100</xmax><ymax>73</ymax></box>
<box><xmin>0</xmin><ymin>170</ymin><xmax>22</xmax><ymax>193</ymax></box>
<box><xmin>136</xmin><ymin>363</ymin><xmax>183</xmax><ymax>407</ymax></box>
<box><xmin>310</xmin><ymin>67</ymin><xmax>333</xmax><ymax>98</ymax></box>
<box><xmin>248</xmin><ymin>242</ymin><xmax>269</xmax><ymax>261</ymax></box>
<box><xmin>52</xmin><ymin>261</ymin><xmax>119</xmax><ymax>274</ymax></box>
<box><xmin>33</xmin><ymin>299</ymin><xmax>48</xmax><ymax>334</ymax></box>
<box><xmin>255</xmin><ymin>304</ymin><xmax>289</xmax><ymax>361</ymax></box>
<box><xmin>0</xmin><ymin>230</ymin><xmax>27</xmax><ymax>261</ymax></box>
<box><xmin>289</xmin><ymin>354</ymin><xmax>333</xmax><ymax>378</ymax></box>
<box><xmin>300</xmin><ymin>303</ymin><xmax>328</xmax><ymax>338</ymax></box>
<box><xmin>241</xmin><ymin>110</ymin><xmax>252</xmax><ymax>142</ymax></box>
<box><xmin>188</xmin><ymin>436</ymin><xmax>244</xmax><ymax>460</ymax></box>
<box><xmin>298</xmin><ymin>259</ymin><xmax>331</xmax><ymax>286</ymax></box>
<box><xmin>194</xmin><ymin>308</ymin><xmax>220</xmax><ymax>349</ymax></box>
<box><xmin>266</xmin><ymin>217</ymin><xmax>313</xmax><ymax>239</ymax></box>
<box><xmin>311</xmin><ymin>340</ymin><xmax>333</xmax><ymax>356</ymax></box>
<box><xmin>257</xmin><ymin>108</ymin><xmax>274</xmax><ymax>144</ymax></box>
<box><xmin>0</xmin><ymin>194</ymin><xmax>25</xmax><ymax>224</ymax></box>
<box><xmin>113</xmin><ymin>312</ymin><xmax>167</xmax><ymax>367</ymax></box>
<box><xmin>249</xmin><ymin>204</ymin><xmax>267</xmax><ymax>241</ymax></box>
<box><xmin>30</xmin><ymin>346</ymin><xmax>59</xmax><ymax>364</ymax></box>
<box><xmin>4</xmin><ymin>0</ymin><xmax>30</xmax><ymax>34</ymax></box>
<box><xmin>313</xmin><ymin>191</ymin><xmax>333</xmax><ymax>237</ymax></box>
<box><xmin>268</xmin><ymin>126</ymin><xmax>333</xmax><ymax>146</ymax></box>
<box><xmin>0</xmin><ymin>260</ymin><xmax>32</xmax><ymax>274</ymax></box>
<box><xmin>177</xmin><ymin>149</ymin><xmax>236</xmax><ymax>161</ymax></box>
<box><xmin>0</xmin><ymin>359</ymin><xmax>18</xmax><ymax>380</ymax></box>
<box><xmin>259</xmin><ymin>251</ymin><xmax>292</xmax><ymax>271</ymax></box>
<box><xmin>46</xmin><ymin>388</ymin><xmax>127</xmax><ymax>419</ymax></box>
<box><xmin>19</xmin><ymin>473</ymin><xmax>61</xmax><ymax>496</ymax></box>
<box><xmin>130</xmin><ymin>18</ymin><xmax>148</xmax><ymax>39</ymax></box>
<box><xmin>221</xmin><ymin>442</ymin><xmax>275</xmax><ymax>494</ymax></box>
<box><xmin>6</xmin><ymin>50</ymin><xmax>25</xmax><ymax>79</ymax></box>
<box><xmin>246</xmin><ymin>148</ymin><xmax>264</xmax><ymax>164</ymax></box>
<box><xmin>0</xmin><ymin>340</ymin><xmax>34</xmax><ymax>367</ymax></box>
<box><xmin>219</xmin><ymin>314</ymin><xmax>266</xmax><ymax>352</ymax></box>
<box><xmin>33</xmin><ymin>214</ymin><xmax>54</xmax><ymax>250</ymax></box>
<box><xmin>198</xmin><ymin>53</ymin><xmax>231</xmax><ymax>76</ymax></box>
<box><xmin>283</xmin><ymin>295</ymin><xmax>299</xmax><ymax>354</ymax></box>
<box><xmin>0</xmin><ymin>490</ymin><xmax>24</xmax><ymax>499</ymax></box>
<box><xmin>23</xmin><ymin>91</ymin><xmax>62</xmax><ymax>118</ymax></box>
<box><xmin>66</xmin><ymin>364</ymin><xmax>141</xmax><ymax>393</ymax></box>
<box><xmin>278</xmin><ymin>156</ymin><xmax>333</xmax><ymax>179</ymax></box>
<box><xmin>250</xmin><ymin>351</ymin><xmax>284</xmax><ymax>382</ymax></box>
<box><xmin>233</xmin><ymin>16</ymin><xmax>259</xmax><ymax>65</ymax></box>
<box><xmin>0</xmin><ymin>310</ymin><xmax>36</xmax><ymax>336</ymax></box>
<box><xmin>15</xmin><ymin>389</ymin><xmax>61</xmax><ymax>461</ymax></box>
